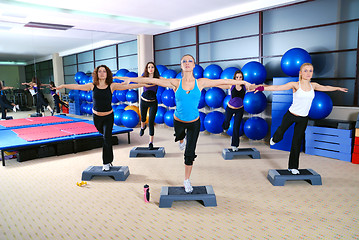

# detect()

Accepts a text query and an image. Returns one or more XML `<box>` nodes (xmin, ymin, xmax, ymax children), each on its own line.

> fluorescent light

<box><xmin>0</xmin><ymin>61</ymin><xmax>27</xmax><ymax>65</ymax></box>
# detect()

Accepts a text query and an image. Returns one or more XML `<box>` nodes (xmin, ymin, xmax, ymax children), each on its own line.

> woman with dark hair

<box><xmin>49</xmin><ymin>81</ymin><xmax>69</xmax><ymax>114</ymax></box>
<box><xmin>0</xmin><ymin>81</ymin><xmax>19</xmax><ymax>120</ymax></box>
<box><xmin>219</xmin><ymin>70</ymin><xmax>251</xmax><ymax>151</ymax></box>
<box><xmin>23</xmin><ymin>77</ymin><xmax>54</xmax><ymax>115</ymax></box>
<box><xmin>125</xmin><ymin>55</ymin><xmax>253</xmax><ymax>193</ymax></box>
<box><xmin>57</xmin><ymin>65</ymin><xmax>148</xmax><ymax>171</ymax></box>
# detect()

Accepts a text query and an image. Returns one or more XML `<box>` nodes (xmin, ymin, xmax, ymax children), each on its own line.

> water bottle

<box><xmin>144</xmin><ymin>184</ymin><xmax>150</xmax><ymax>202</ymax></box>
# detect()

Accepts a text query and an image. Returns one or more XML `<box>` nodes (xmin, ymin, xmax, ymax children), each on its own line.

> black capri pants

<box><xmin>93</xmin><ymin>112</ymin><xmax>114</xmax><ymax>165</ymax></box>
<box><xmin>174</xmin><ymin>118</ymin><xmax>201</xmax><ymax>166</ymax></box>
<box><xmin>272</xmin><ymin>110</ymin><xmax>309</xmax><ymax>169</ymax></box>
<box><xmin>140</xmin><ymin>99</ymin><xmax>158</xmax><ymax>136</ymax></box>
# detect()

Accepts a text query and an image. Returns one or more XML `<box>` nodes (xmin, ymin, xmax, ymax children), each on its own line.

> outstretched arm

<box><xmin>111</xmin><ymin>83</ymin><xmax>151</xmax><ymax>91</ymax></box>
<box><xmin>1</xmin><ymin>86</ymin><xmax>14</xmax><ymax>90</ymax></box>
<box><xmin>119</xmin><ymin>77</ymin><xmax>179</xmax><ymax>90</ymax></box>
<box><xmin>56</xmin><ymin>83</ymin><xmax>93</xmax><ymax>91</ymax></box>
<box><xmin>259</xmin><ymin>82</ymin><xmax>297</xmax><ymax>92</ymax></box>
<box><xmin>312</xmin><ymin>82</ymin><xmax>348</xmax><ymax>92</ymax></box>
<box><xmin>198</xmin><ymin>78</ymin><xmax>252</xmax><ymax>89</ymax></box>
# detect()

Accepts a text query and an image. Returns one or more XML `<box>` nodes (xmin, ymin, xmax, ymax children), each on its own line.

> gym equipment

<box><xmin>281</xmin><ymin>48</ymin><xmax>312</xmax><ymax>77</ymax></box>
<box><xmin>220</xmin><ymin>67</ymin><xmax>239</xmax><ymax>79</ymax></box>
<box><xmin>203</xmin><ymin>64</ymin><xmax>223</xmax><ymax>79</ymax></box>
<box><xmin>121</xmin><ymin>110</ymin><xmax>139</xmax><ymax>128</ymax></box>
<box><xmin>198</xmin><ymin>89</ymin><xmax>206</xmax><ymax>109</ymax></box>
<box><xmin>204</xmin><ymin>111</ymin><xmax>224</xmax><ymax>134</ymax></box>
<box><xmin>164</xmin><ymin>109</ymin><xmax>175</xmax><ymax>127</ymax></box>
<box><xmin>222</xmin><ymin>148</ymin><xmax>260</xmax><ymax>160</ymax></box>
<box><xmin>193</xmin><ymin>65</ymin><xmax>204</xmax><ymax>79</ymax></box>
<box><xmin>161</xmin><ymin>69</ymin><xmax>177</xmax><ymax>79</ymax></box>
<box><xmin>114</xmin><ymin>109</ymin><xmax>125</xmax><ymax>126</ymax></box>
<box><xmin>243</xmin><ymin>117</ymin><xmax>268</xmax><ymax>140</ymax></box>
<box><xmin>126</xmin><ymin>90</ymin><xmax>138</xmax><ymax>103</ymax></box>
<box><xmin>115</xmin><ymin>90</ymin><xmax>128</xmax><ymax>102</ymax></box>
<box><xmin>222</xmin><ymin>95</ymin><xmax>231</xmax><ymax>109</ymax></box>
<box><xmin>155</xmin><ymin>106</ymin><xmax>166</xmax><ymax>124</ymax></box>
<box><xmin>267</xmin><ymin>169</ymin><xmax>322</xmax><ymax>186</ymax></box>
<box><xmin>115</xmin><ymin>69</ymin><xmax>129</xmax><ymax>77</ymax></box>
<box><xmin>81</xmin><ymin>166</ymin><xmax>130</xmax><ymax>181</ymax></box>
<box><xmin>129</xmin><ymin>147</ymin><xmax>165</xmax><ymax>158</ymax></box>
<box><xmin>161</xmin><ymin>89</ymin><xmax>176</xmax><ymax>107</ymax></box>
<box><xmin>126</xmin><ymin>72</ymin><xmax>138</xmax><ymax>78</ymax></box>
<box><xmin>243</xmin><ymin>92</ymin><xmax>267</xmax><ymax>114</ymax></box>
<box><xmin>308</xmin><ymin>91</ymin><xmax>333</xmax><ymax>120</ymax></box>
<box><xmin>241</xmin><ymin>61</ymin><xmax>267</xmax><ymax>84</ymax></box>
<box><xmin>159</xmin><ymin>185</ymin><xmax>217</xmax><ymax>208</ymax></box>
<box><xmin>205</xmin><ymin>87</ymin><xmax>226</xmax><ymax>108</ymax></box>
<box><xmin>226</xmin><ymin>118</ymin><xmax>244</xmax><ymax>137</ymax></box>
<box><xmin>199</xmin><ymin>111</ymin><xmax>206</xmax><ymax>132</ymax></box>
<box><xmin>156</xmin><ymin>65</ymin><xmax>168</xmax><ymax>75</ymax></box>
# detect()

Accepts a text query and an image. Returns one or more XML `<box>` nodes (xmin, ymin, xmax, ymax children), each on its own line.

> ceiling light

<box><xmin>24</xmin><ymin>21</ymin><xmax>73</xmax><ymax>30</ymax></box>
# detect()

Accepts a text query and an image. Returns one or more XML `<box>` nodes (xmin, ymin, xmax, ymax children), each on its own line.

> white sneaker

<box><xmin>183</xmin><ymin>179</ymin><xmax>193</xmax><ymax>193</ymax></box>
<box><xmin>16</xmin><ymin>105</ymin><xmax>20</xmax><ymax>110</ymax></box>
<box><xmin>102</xmin><ymin>163</ymin><xmax>112</xmax><ymax>171</ymax></box>
<box><xmin>12</xmin><ymin>106</ymin><xmax>17</xmax><ymax>112</ymax></box>
<box><xmin>231</xmin><ymin>146</ymin><xmax>239</xmax><ymax>151</ymax></box>
<box><xmin>270</xmin><ymin>138</ymin><xmax>276</xmax><ymax>146</ymax></box>
<box><xmin>179</xmin><ymin>139</ymin><xmax>186</xmax><ymax>151</ymax></box>
<box><xmin>289</xmin><ymin>169</ymin><xmax>300</xmax><ymax>174</ymax></box>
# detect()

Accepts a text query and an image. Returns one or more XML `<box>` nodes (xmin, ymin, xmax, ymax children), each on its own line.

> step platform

<box><xmin>267</xmin><ymin>169</ymin><xmax>322</xmax><ymax>186</ymax></box>
<box><xmin>222</xmin><ymin>147</ymin><xmax>260</xmax><ymax>160</ymax></box>
<box><xmin>129</xmin><ymin>147</ymin><xmax>165</xmax><ymax>158</ymax></box>
<box><xmin>159</xmin><ymin>185</ymin><xmax>217</xmax><ymax>208</ymax></box>
<box><xmin>81</xmin><ymin>166</ymin><xmax>130</xmax><ymax>181</ymax></box>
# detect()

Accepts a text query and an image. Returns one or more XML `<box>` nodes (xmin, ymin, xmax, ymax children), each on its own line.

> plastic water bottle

<box><xmin>144</xmin><ymin>184</ymin><xmax>150</xmax><ymax>202</ymax></box>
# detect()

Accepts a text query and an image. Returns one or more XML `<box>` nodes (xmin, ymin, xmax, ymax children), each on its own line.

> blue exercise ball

<box><xmin>155</xmin><ymin>106</ymin><xmax>167</xmax><ymax>124</ymax></box>
<box><xmin>308</xmin><ymin>91</ymin><xmax>333</xmax><ymax>120</ymax></box>
<box><xmin>227</xmin><ymin>117</ymin><xmax>245</xmax><ymax>137</ymax></box>
<box><xmin>115</xmin><ymin>90</ymin><xmax>128</xmax><ymax>102</ymax></box>
<box><xmin>164</xmin><ymin>109</ymin><xmax>175</xmax><ymax>127</ymax></box>
<box><xmin>243</xmin><ymin>92</ymin><xmax>267</xmax><ymax>114</ymax></box>
<box><xmin>161</xmin><ymin>69</ymin><xmax>177</xmax><ymax>79</ymax></box>
<box><xmin>198</xmin><ymin>89</ymin><xmax>207</xmax><ymax>109</ymax></box>
<box><xmin>161</xmin><ymin>89</ymin><xmax>176</xmax><ymax>107</ymax></box>
<box><xmin>126</xmin><ymin>72</ymin><xmax>138</xmax><ymax>78</ymax></box>
<box><xmin>117</xmin><ymin>103</ymin><xmax>128</xmax><ymax>110</ymax></box>
<box><xmin>80</xmin><ymin>102</ymin><xmax>87</xmax><ymax>114</ymax></box>
<box><xmin>204</xmin><ymin>111</ymin><xmax>225</xmax><ymax>134</ymax></box>
<box><xmin>85</xmin><ymin>91</ymin><xmax>93</xmax><ymax>102</ymax></box>
<box><xmin>68</xmin><ymin>90</ymin><xmax>79</xmax><ymax>101</ymax></box>
<box><xmin>156</xmin><ymin>65</ymin><xmax>168</xmax><ymax>76</ymax></box>
<box><xmin>203</xmin><ymin>64</ymin><xmax>223</xmax><ymax>79</ymax></box>
<box><xmin>176</xmin><ymin>72</ymin><xmax>182</xmax><ymax>79</ymax></box>
<box><xmin>243</xmin><ymin>117</ymin><xmax>268</xmax><ymax>140</ymax></box>
<box><xmin>241</xmin><ymin>61</ymin><xmax>267</xmax><ymax>84</ymax></box>
<box><xmin>115</xmin><ymin>69</ymin><xmax>129</xmax><ymax>77</ymax></box>
<box><xmin>112</xmin><ymin>94</ymin><xmax>119</xmax><ymax>104</ymax></box>
<box><xmin>114</xmin><ymin>109</ymin><xmax>125</xmax><ymax>126</ymax></box>
<box><xmin>205</xmin><ymin>87</ymin><xmax>226</xmax><ymax>108</ymax></box>
<box><xmin>121</xmin><ymin>110</ymin><xmax>139</xmax><ymax>128</ymax></box>
<box><xmin>75</xmin><ymin>72</ymin><xmax>87</xmax><ymax>84</ymax></box>
<box><xmin>199</xmin><ymin>111</ymin><xmax>206</xmax><ymax>132</ymax></box>
<box><xmin>281</xmin><ymin>48</ymin><xmax>312</xmax><ymax>77</ymax></box>
<box><xmin>220</xmin><ymin>67</ymin><xmax>240</xmax><ymax>79</ymax></box>
<box><xmin>156</xmin><ymin>86</ymin><xmax>165</xmax><ymax>104</ymax></box>
<box><xmin>126</xmin><ymin>90</ymin><xmax>138</xmax><ymax>103</ymax></box>
<box><xmin>79</xmin><ymin>91</ymin><xmax>87</xmax><ymax>101</ymax></box>
<box><xmin>222</xmin><ymin>95</ymin><xmax>231</xmax><ymax>109</ymax></box>
<box><xmin>86</xmin><ymin>103</ymin><xmax>93</xmax><ymax>115</ymax></box>
<box><xmin>193</xmin><ymin>65</ymin><xmax>204</xmax><ymax>79</ymax></box>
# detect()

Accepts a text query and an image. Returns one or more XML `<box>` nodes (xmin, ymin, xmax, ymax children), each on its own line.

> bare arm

<box><xmin>1</xmin><ymin>86</ymin><xmax>14</xmax><ymax>90</ymax></box>
<box><xmin>121</xmin><ymin>77</ymin><xmax>179</xmax><ymax>90</ymax></box>
<box><xmin>198</xmin><ymin>79</ymin><xmax>251</xmax><ymax>89</ymax></box>
<box><xmin>311</xmin><ymin>82</ymin><xmax>348</xmax><ymax>92</ymax></box>
<box><xmin>111</xmin><ymin>83</ymin><xmax>149</xmax><ymax>91</ymax></box>
<box><xmin>260</xmin><ymin>82</ymin><xmax>297</xmax><ymax>91</ymax></box>
<box><xmin>56</xmin><ymin>83</ymin><xmax>93</xmax><ymax>91</ymax></box>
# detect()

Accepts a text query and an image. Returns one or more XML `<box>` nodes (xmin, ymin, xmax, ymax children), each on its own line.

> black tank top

<box><xmin>231</xmin><ymin>85</ymin><xmax>246</xmax><ymax>99</ymax></box>
<box><xmin>92</xmin><ymin>84</ymin><xmax>112</xmax><ymax>112</ymax></box>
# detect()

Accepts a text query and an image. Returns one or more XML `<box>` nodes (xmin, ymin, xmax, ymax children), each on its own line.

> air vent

<box><xmin>24</xmin><ymin>22</ymin><xmax>73</xmax><ymax>30</ymax></box>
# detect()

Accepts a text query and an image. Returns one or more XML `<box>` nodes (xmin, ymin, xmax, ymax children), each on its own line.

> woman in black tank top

<box><xmin>57</xmin><ymin>65</ymin><xmax>147</xmax><ymax>171</ymax></box>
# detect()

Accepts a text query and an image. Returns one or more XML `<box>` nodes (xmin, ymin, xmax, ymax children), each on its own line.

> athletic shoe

<box><xmin>270</xmin><ymin>138</ymin><xmax>276</xmax><ymax>146</ymax></box>
<box><xmin>148</xmin><ymin>142</ymin><xmax>154</xmax><ymax>150</ymax></box>
<box><xmin>12</xmin><ymin>106</ymin><xmax>16</xmax><ymax>112</ymax></box>
<box><xmin>139</xmin><ymin>125</ymin><xmax>147</xmax><ymax>136</ymax></box>
<box><xmin>102</xmin><ymin>163</ymin><xmax>112</xmax><ymax>171</ymax></box>
<box><xmin>51</xmin><ymin>110</ymin><xmax>54</xmax><ymax>116</ymax></box>
<box><xmin>289</xmin><ymin>169</ymin><xmax>300</xmax><ymax>174</ymax></box>
<box><xmin>231</xmin><ymin>146</ymin><xmax>239</xmax><ymax>151</ymax></box>
<box><xmin>183</xmin><ymin>179</ymin><xmax>193</xmax><ymax>193</ymax></box>
<box><xmin>179</xmin><ymin>139</ymin><xmax>186</xmax><ymax>151</ymax></box>
<box><xmin>15</xmin><ymin>105</ymin><xmax>20</xmax><ymax>110</ymax></box>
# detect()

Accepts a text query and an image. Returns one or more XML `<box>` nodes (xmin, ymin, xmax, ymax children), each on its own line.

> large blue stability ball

<box><xmin>115</xmin><ymin>90</ymin><xmax>128</xmax><ymax>102</ymax></box>
<box><xmin>204</xmin><ymin>111</ymin><xmax>225</xmax><ymax>134</ymax></box>
<box><xmin>241</xmin><ymin>61</ymin><xmax>267</xmax><ymax>84</ymax></box>
<box><xmin>281</xmin><ymin>48</ymin><xmax>312</xmax><ymax>77</ymax></box>
<box><xmin>227</xmin><ymin>117</ymin><xmax>245</xmax><ymax>137</ymax></box>
<box><xmin>114</xmin><ymin>109</ymin><xmax>125</xmax><ymax>126</ymax></box>
<box><xmin>75</xmin><ymin>72</ymin><xmax>87</xmax><ymax>84</ymax></box>
<box><xmin>220</xmin><ymin>67</ymin><xmax>240</xmax><ymax>79</ymax></box>
<box><xmin>85</xmin><ymin>92</ymin><xmax>93</xmax><ymax>102</ymax></box>
<box><xmin>117</xmin><ymin>103</ymin><xmax>128</xmax><ymax>110</ymax></box>
<box><xmin>243</xmin><ymin>117</ymin><xmax>268</xmax><ymax>140</ymax></box>
<box><xmin>115</xmin><ymin>69</ymin><xmax>129</xmax><ymax>77</ymax></box>
<box><xmin>193</xmin><ymin>65</ymin><xmax>204</xmax><ymax>79</ymax></box>
<box><xmin>205</xmin><ymin>87</ymin><xmax>226</xmax><ymax>108</ymax></box>
<box><xmin>164</xmin><ymin>109</ymin><xmax>175</xmax><ymax>127</ymax></box>
<box><xmin>156</xmin><ymin>86</ymin><xmax>165</xmax><ymax>104</ymax></box>
<box><xmin>161</xmin><ymin>89</ymin><xmax>176</xmax><ymax>107</ymax></box>
<box><xmin>198</xmin><ymin>89</ymin><xmax>207</xmax><ymax>109</ymax></box>
<box><xmin>155</xmin><ymin>106</ymin><xmax>167</xmax><ymax>124</ymax></box>
<box><xmin>156</xmin><ymin>65</ymin><xmax>168</xmax><ymax>76</ymax></box>
<box><xmin>203</xmin><ymin>64</ymin><xmax>223</xmax><ymax>79</ymax></box>
<box><xmin>68</xmin><ymin>90</ymin><xmax>79</xmax><ymax>101</ymax></box>
<box><xmin>161</xmin><ymin>69</ymin><xmax>177</xmax><ymax>79</ymax></box>
<box><xmin>122</xmin><ymin>110</ymin><xmax>139</xmax><ymax>128</ymax></box>
<box><xmin>86</xmin><ymin>103</ymin><xmax>93</xmax><ymax>115</ymax></box>
<box><xmin>222</xmin><ymin>95</ymin><xmax>231</xmax><ymax>109</ymax></box>
<box><xmin>79</xmin><ymin>91</ymin><xmax>87</xmax><ymax>101</ymax></box>
<box><xmin>80</xmin><ymin>102</ymin><xmax>87</xmax><ymax>114</ymax></box>
<box><xmin>112</xmin><ymin>94</ymin><xmax>119</xmax><ymax>104</ymax></box>
<box><xmin>199</xmin><ymin>111</ymin><xmax>206</xmax><ymax>132</ymax></box>
<box><xmin>126</xmin><ymin>90</ymin><xmax>138</xmax><ymax>103</ymax></box>
<box><xmin>126</xmin><ymin>72</ymin><xmax>138</xmax><ymax>78</ymax></box>
<box><xmin>176</xmin><ymin>72</ymin><xmax>182</xmax><ymax>79</ymax></box>
<box><xmin>308</xmin><ymin>91</ymin><xmax>333</xmax><ymax>120</ymax></box>
<box><xmin>243</xmin><ymin>92</ymin><xmax>267</xmax><ymax>114</ymax></box>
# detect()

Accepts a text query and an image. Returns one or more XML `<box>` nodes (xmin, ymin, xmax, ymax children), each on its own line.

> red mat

<box><xmin>0</xmin><ymin>116</ymin><xmax>73</xmax><ymax>128</ymax></box>
<box><xmin>18</xmin><ymin>130</ymin><xmax>73</xmax><ymax>142</ymax></box>
<box><xmin>0</xmin><ymin>119</ymin><xmax>35</xmax><ymax>128</ymax></box>
<box><xmin>51</xmin><ymin>122</ymin><xmax>94</xmax><ymax>130</ymax></box>
<box><xmin>62</xmin><ymin>126</ymin><xmax>98</xmax><ymax>135</ymax></box>
<box><xmin>12</xmin><ymin>126</ymin><xmax>56</xmax><ymax>135</ymax></box>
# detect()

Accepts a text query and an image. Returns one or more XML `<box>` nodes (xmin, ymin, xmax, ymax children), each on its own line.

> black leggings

<box><xmin>36</xmin><ymin>91</ymin><xmax>49</xmax><ymax>113</ymax></box>
<box><xmin>93</xmin><ymin>112</ymin><xmax>114</xmax><ymax>165</ymax></box>
<box><xmin>222</xmin><ymin>106</ymin><xmax>244</xmax><ymax>147</ymax></box>
<box><xmin>272</xmin><ymin>110</ymin><xmax>308</xmax><ymax>169</ymax></box>
<box><xmin>53</xmin><ymin>94</ymin><xmax>68</xmax><ymax>113</ymax></box>
<box><xmin>174</xmin><ymin>118</ymin><xmax>201</xmax><ymax>166</ymax></box>
<box><xmin>140</xmin><ymin>99</ymin><xmax>158</xmax><ymax>136</ymax></box>
<box><xmin>0</xmin><ymin>95</ymin><xmax>13</xmax><ymax>119</ymax></box>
